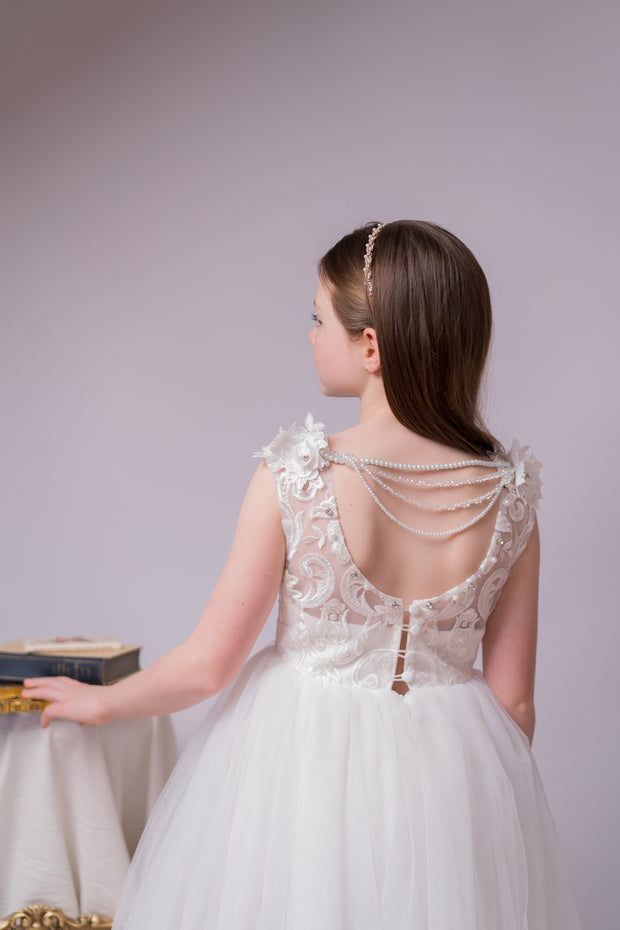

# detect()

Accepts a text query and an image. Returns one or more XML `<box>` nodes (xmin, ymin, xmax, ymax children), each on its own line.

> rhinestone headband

<box><xmin>363</xmin><ymin>223</ymin><xmax>386</xmax><ymax>298</ymax></box>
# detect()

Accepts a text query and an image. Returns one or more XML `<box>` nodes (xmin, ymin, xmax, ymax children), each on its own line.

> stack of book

<box><xmin>0</xmin><ymin>637</ymin><xmax>141</xmax><ymax>712</ymax></box>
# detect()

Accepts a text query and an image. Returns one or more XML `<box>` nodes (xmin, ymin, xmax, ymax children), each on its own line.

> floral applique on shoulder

<box><xmin>255</xmin><ymin>413</ymin><xmax>328</xmax><ymax>502</ymax></box>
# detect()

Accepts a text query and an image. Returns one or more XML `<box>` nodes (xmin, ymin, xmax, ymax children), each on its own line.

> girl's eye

<box><xmin>311</xmin><ymin>313</ymin><xmax>322</xmax><ymax>325</ymax></box>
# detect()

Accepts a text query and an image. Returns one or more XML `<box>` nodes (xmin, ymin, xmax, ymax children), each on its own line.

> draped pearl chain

<box><xmin>321</xmin><ymin>450</ymin><xmax>511</xmax><ymax>538</ymax></box>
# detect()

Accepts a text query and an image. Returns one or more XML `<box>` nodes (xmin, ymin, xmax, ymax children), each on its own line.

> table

<box><xmin>0</xmin><ymin>711</ymin><xmax>177</xmax><ymax>924</ymax></box>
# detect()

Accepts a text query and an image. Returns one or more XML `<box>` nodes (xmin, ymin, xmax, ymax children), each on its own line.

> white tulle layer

<box><xmin>113</xmin><ymin>647</ymin><xmax>581</xmax><ymax>930</ymax></box>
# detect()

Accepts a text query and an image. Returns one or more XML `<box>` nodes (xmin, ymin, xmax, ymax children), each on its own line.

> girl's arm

<box><xmin>482</xmin><ymin>520</ymin><xmax>540</xmax><ymax>744</ymax></box>
<box><xmin>21</xmin><ymin>462</ymin><xmax>285</xmax><ymax>728</ymax></box>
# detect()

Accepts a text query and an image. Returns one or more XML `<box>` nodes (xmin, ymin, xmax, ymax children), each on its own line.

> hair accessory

<box><xmin>363</xmin><ymin>223</ymin><xmax>386</xmax><ymax>298</ymax></box>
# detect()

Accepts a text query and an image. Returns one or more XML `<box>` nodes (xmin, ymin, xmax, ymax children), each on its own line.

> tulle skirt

<box><xmin>112</xmin><ymin>647</ymin><xmax>581</xmax><ymax>930</ymax></box>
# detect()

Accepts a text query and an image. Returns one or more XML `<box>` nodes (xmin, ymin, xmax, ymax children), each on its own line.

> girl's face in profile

<box><xmin>308</xmin><ymin>279</ymin><xmax>364</xmax><ymax>397</ymax></box>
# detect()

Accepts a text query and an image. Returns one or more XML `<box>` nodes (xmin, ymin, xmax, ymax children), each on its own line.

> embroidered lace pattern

<box><xmin>256</xmin><ymin>414</ymin><xmax>542</xmax><ymax>693</ymax></box>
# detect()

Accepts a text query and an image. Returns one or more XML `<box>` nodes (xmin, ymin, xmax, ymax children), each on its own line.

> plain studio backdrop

<box><xmin>1</xmin><ymin>0</ymin><xmax>617</xmax><ymax>926</ymax></box>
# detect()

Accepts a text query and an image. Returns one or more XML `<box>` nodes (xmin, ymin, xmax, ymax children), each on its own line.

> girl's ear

<box><xmin>362</xmin><ymin>327</ymin><xmax>381</xmax><ymax>373</ymax></box>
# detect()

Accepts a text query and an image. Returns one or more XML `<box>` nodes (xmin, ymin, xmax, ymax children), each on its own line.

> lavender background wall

<box><xmin>1</xmin><ymin>1</ymin><xmax>617</xmax><ymax>926</ymax></box>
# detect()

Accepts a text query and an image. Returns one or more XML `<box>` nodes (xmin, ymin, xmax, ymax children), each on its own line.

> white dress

<box><xmin>112</xmin><ymin>415</ymin><xmax>582</xmax><ymax>930</ymax></box>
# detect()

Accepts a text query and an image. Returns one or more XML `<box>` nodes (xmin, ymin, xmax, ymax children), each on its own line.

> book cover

<box><xmin>0</xmin><ymin>640</ymin><xmax>141</xmax><ymax>685</ymax></box>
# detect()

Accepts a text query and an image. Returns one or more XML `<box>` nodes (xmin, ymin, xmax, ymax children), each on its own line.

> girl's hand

<box><xmin>21</xmin><ymin>677</ymin><xmax>111</xmax><ymax>729</ymax></box>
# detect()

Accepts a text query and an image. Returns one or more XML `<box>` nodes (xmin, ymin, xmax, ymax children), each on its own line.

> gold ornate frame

<box><xmin>0</xmin><ymin>906</ymin><xmax>112</xmax><ymax>929</ymax></box>
<box><xmin>0</xmin><ymin>685</ymin><xmax>48</xmax><ymax>714</ymax></box>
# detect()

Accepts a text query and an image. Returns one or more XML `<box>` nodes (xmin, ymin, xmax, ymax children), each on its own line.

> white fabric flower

<box><xmin>503</xmin><ymin>440</ymin><xmax>543</xmax><ymax>509</ymax></box>
<box><xmin>256</xmin><ymin>413</ymin><xmax>328</xmax><ymax>499</ymax></box>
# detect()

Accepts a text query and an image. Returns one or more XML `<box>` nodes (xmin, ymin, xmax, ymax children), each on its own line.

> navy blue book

<box><xmin>0</xmin><ymin>640</ymin><xmax>141</xmax><ymax>685</ymax></box>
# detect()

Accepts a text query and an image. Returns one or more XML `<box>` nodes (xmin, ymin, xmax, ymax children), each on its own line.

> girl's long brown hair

<box><xmin>318</xmin><ymin>220</ymin><xmax>498</xmax><ymax>456</ymax></box>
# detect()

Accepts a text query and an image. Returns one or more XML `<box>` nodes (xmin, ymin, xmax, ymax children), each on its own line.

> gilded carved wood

<box><xmin>0</xmin><ymin>905</ymin><xmax>113</xmax><ymax>929</ymax></box>
<box><xmin>0</xmin><ymin>685</ymin><xmax>48</xmax><ymax>714</ymax></box>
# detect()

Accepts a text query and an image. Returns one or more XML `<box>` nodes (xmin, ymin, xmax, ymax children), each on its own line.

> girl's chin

<box><xmin>318</xmin><ymin>383</ymin><xmax>357</xmax><ymax>398</ymax></box>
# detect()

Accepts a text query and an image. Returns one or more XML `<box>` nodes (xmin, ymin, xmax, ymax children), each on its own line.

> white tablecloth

<box><xmin>0</xmin><ymin>712</ymin><xmax>177</xmax><ymax>919</ymax></box>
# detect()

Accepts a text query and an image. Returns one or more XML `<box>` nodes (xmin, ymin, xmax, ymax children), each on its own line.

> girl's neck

<box><xmin>352</xmin><ymin>379</ymin><xmax>470</xmax><ymax>462</ymax></box>
<box><xmin>357</xmin><ymin>377</ymin><xmax>395</xmax><ymax>427</ymax></box>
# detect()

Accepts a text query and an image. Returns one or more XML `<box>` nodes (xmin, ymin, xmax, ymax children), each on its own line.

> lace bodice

<box><xmin>257</xmin><ymin>414</ymin><xmax>541</xmax><ymax>693</ymax></box>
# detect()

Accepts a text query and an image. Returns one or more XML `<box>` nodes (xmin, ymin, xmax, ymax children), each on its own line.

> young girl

<box><xmin>22</xmin><ymin>221</ymin><xmax>582</xmax><ymax>930</ymax></box>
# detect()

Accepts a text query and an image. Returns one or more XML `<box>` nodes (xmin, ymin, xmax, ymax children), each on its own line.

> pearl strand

<box><xmin>323</xmin><ymin>449</ymin><xmax>508</xmax><ymax>538</ymax></box>
<box><xmin>355</xmin><ymin>464</ymin><xmax>504</xmax><ymax>537</ymax></box>
<box><xmin>366</xmin><ymin>467</ymin><xmax>503</xmax><ymax>488</ymax></box>
<box><xmin>366</xmin><ymin>467</ymin><xmax>501</xmax><ymax>511</ymax></box>
<box><xmin>323</xmin><ymin>450</ymin><xmax>501</xmax><ymax>472</ymax></box>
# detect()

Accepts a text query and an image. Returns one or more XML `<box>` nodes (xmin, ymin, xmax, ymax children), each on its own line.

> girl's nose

<box><xmin>308</xmin><ymin>327</ymin><xmax>316</xmax><ymax>345</ymax></box>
